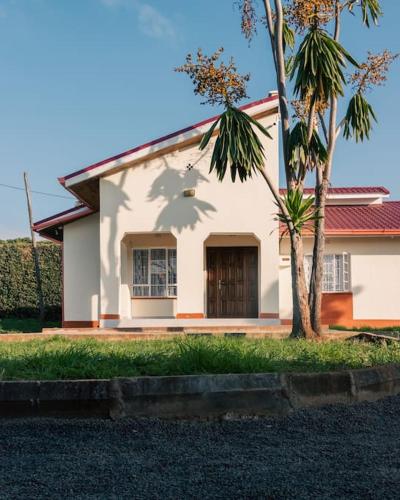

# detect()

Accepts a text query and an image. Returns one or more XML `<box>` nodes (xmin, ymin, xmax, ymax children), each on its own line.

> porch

<box><xmin>107</xmin><ymin>231</ymin><xmax>280</xmax><ymax>327</ymax></box>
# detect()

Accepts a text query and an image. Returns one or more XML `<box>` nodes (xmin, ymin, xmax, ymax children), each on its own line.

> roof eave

<box><xmin>61</xmin><ymin>95</ymin><xmax>279</xmax><ymax>189</ymax></box>
<box><xmin>325</xmin><ymin>229</ymin><xmax>400</xmax><ymax>236</ymax></box>
<box><xmin>33</xmin><ymin>205</ymin><xmax>95</xmax><ymax>235</ymax></box>
<box><xmin>280</xmin><ymin>230</ymin><xmax>400</xmax><ymax>237</ymax></box>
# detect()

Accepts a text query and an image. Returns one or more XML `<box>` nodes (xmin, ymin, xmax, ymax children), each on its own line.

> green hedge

<box><xmin>0</xmin><ymin>238</ymin><xmax>61</xmax><ymax>320</ymax></box>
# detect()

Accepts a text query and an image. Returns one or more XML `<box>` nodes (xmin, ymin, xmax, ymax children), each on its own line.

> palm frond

<box><xmin>348</xmin><ymin>0</ymin><xmax>382</xmax><ymax>27</ymax></box>
<box><xmin>283</xmin><ymin>21</ymin><xmax>295</xmax><ymax>51</ymax></box>
<box><xmin>200</xmin><ymin>106</ymin><xmax>272</xmax><ymax>182</ymax></box>
<box><xmin>342</xmin><ymin>92</ymin><xmax>377</xmax><ymax>142</ymax></box>
<box><xmin>276</xmin><ymin>189</ymin><xmax>322</xmax><ymax>235</ymax></box>
<box><xmin>361</xmin><ymin>0</ymin><xmax>382</xmax><ymax>26</ymax></box>
<box><xmin>288</xmin><ymin>121</ymin><xmax>328</xmax><ymax>170</ymax></box>
<box><xmin>291</xmin><ymin>28</ymin><xmax>358</xmax><ymax>101</ymax></box>
<box><xmin>285</xmin><ymin>55</ymin><xmax>295</xmax><ymax>75</ymax></box>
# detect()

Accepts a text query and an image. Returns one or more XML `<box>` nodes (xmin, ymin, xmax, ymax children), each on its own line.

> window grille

<box><xmin>133</xmin><ymin>248</ymin><xmax>177</xmax><ymax>297</ymax></box>
<box><xmin>304</xmin><ymin>254</ymin><xmax>351</xmax><ymax>292</ymax></box>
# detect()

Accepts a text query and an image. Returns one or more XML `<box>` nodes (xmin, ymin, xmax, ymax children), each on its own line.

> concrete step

<box><xmin>42</xmin><ymin>326</ymin><xmax>291</xmax><ymax>335</ymax></box>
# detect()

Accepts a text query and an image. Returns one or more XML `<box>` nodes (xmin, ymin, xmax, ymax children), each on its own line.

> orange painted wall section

<box><xmin>176</xmin><ymin>313</ymin><xmax>204</xmax><ymax>319</ymax></box>
<box><xmin>260</xmin><ymin>313</ymin><xmax>280</xmax><ymax>319</ymax></box>
<box><xmin>321</xmin><ymin>293</ymin><xmax>400</xmax><ymax>328</ymax></box>
<box><xmin>63</xmin><ymin>321</ymin><xmax>100</xmax><ymax>328</ymax></box>
<box><xmin>345</xmin><ymin>319</ymin><xmax>400</xmax><ymax>328</ymax></box>
<box><xmin>321</xmin><ymin>293</ymin><xmax>354</xmax><ymax>325</ymax></box>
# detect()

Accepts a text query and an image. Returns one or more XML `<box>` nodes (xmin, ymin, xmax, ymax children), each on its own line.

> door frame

<box><xmin>205</xmin><ymin>246</ymin><xmax>259</xmax><ymax>318</ymax></box>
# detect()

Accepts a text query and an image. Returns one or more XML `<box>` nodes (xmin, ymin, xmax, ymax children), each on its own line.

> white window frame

<box><xmin>305</xmin><ymin>253</ymin><xmax>351</xmax><ymax>293</ymax></box>
<box><xmin>132</xmin><ymin>247</ymin><xmax>177</xmax><ymax>298</ymax></box>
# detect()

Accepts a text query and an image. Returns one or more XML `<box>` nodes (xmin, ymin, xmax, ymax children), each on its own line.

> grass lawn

<box><xmin>0</xmin><ymin>318</ymin><xmax>61</xmax><ymax>333</ymax></box>
<box><xmin>1</xmin><ymin>336</ymin><xmax>400</xmax><ymax>381</ymax></box>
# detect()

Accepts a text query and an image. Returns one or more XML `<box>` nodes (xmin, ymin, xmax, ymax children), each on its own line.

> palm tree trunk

<box><xmin>309</xmin><ymin>92</ymin><xmax>338</xmax><ymax>334</ymax></box>
<box><xmin>309</xmin><ymin>176</ymin><xmax>329</xmax><ymax>334</ymax></box>
<box><xmin>309</xmin><ymin>1</ymin><xmax>342</xmax><ymax>334</ymax></box>
<box><xmin>263</xmin><ymin>0</ymin><xmax>323</xmax><ymax>339</ymax></box>
<box><xmin>257</xmin><ymin>168</ymin><xmax>315</xmax><ymax>339</ymax></box>
<box><xmin>290</xmin><ymin>231</ymin><xmax>316</xmax><ymax>339</ymax></box>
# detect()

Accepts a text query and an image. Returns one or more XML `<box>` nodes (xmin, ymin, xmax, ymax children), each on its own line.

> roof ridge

<box><xmin>279</xmin><ymin>186</ymin><xmax>389</xmax><ymax>191</ymax></box>
<box><xmin>60</xmin><ymin>94</ymin><xmax>279</xmax><ymax>184</ymax></box>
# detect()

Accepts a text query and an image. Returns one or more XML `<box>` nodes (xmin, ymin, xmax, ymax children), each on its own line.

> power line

<box><xmin>0</xmin><ymin>182</ymin><xmax>73</xmax><ymax>200</ymax></box>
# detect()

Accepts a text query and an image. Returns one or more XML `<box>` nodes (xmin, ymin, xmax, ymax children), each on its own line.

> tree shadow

<box><xmin>99</xmin><ymin>126</ymin><xmax>217</xmax><ymax>316</ymax></box>
<box><xmin>148</xmin><ymin>159</ymin><xmax>216</xmax><ymax>233</ymax></box>
<box><xmin>100</xmin><ymin>170</ymin><xmax>132</xmax><ymax>314</ymax></box>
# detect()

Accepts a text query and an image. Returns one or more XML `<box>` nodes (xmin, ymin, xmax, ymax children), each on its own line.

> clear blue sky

<box><xmin>0</xmin><ymin>0</ymin><xmax>398</xmax><ymax>238</ymax></box>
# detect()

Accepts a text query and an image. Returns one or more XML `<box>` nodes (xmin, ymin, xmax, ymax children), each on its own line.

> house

<box><xmin>34</xmin><ymin>94</ymin><xmax>400</xmax><ymax>329</ymax></box>
<box><xmin>279</xmin><ymin>186</ymin><xmax>400</xmax><ymax>327</ymax></box>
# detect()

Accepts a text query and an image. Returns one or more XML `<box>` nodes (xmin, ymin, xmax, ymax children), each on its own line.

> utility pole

<box><xmin>23</xmin><ymin>172</ymin><xmax>45</xmax><ymax>322</ymax></box>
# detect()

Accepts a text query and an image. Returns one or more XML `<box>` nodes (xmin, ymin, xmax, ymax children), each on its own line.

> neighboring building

<box><xmin>34</xmin><ymin>95</ymin><xmax>400</xmax><ymax>328</ymax></box>
<box><xmin>279</xmin><ymin>187</ymin><xmax>400</xmax><ymax>327</ymax></box>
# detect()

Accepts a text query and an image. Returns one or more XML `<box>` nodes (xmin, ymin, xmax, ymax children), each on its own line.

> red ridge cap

<box><xmin>279</xmin><ymin>186</ymin><xmax>390</xmax><ymax>195</ymax></box>
<box><xmin>59</xmin><ymin>95</ymin><xmax>279</xmax><ymax>183</ymax></box>
<box><xmin>33</xmin><ymin>205</ymin><xmax>85</xmax><ymax>227</ymax></box>
<box><xmin>33</xmin><ymin>206</ymin><xmax>94</xmax><ymax>231</ymax></box>
<box><xmin>325</xmin><ymin>229</ymin><xmax>400</xmax><ymax>235</ymax></box>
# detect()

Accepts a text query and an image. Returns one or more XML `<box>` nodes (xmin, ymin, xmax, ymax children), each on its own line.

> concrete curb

<box><xmin>1</xmin><ymin>365</ymin><xmax>400</xmax><ymax>419</ymax></box>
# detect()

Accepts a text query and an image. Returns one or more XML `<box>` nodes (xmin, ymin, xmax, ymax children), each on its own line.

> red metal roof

<box><xmin>279</xmin><ymin>186</ymin><xmax>390</xmax><ymax>195</ymax></box>
<box><xmin>280</xmin><ymin>201</ymin><xmax>400</xmax><ymax>235</ymax></box>
<box><xmin>324</xmin><ymin>201</ymin><xmax>400</xmax><ymax>234</ymax></box>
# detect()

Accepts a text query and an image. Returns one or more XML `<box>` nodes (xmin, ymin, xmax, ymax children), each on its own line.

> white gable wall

<box><xmin>99</xmin><ymin>112</ymin><xmax>280</xmax><ymax>320</ymax></box>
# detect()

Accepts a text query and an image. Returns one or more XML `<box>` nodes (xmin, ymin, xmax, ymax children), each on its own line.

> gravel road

<box><xmin>1</xmin><ymin>396</ymin><xmax>400</xmax><ymax>499</ymax></box>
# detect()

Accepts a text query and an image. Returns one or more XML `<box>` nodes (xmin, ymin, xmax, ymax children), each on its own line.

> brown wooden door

<box><xmin>207</xmin><ymin>247</ymin><xmax>258</xmax><ymax>318</ymax></box>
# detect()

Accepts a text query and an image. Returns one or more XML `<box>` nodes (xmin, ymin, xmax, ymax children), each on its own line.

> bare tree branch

<box><xmin>318</xmin><ymin>111</ymin><xmax>329</xmax><ymax>143</ymax></box>
<box><xmin>306</xmin><ymin>92</ymin><xmax>317</xmax><ymax>144</ymax></box>
<box><xmin>324</xmin><ymin>1</ymin><xmax>341</xmax><ymax>181</ymax></box>
<box><xmin>273</xmin><ymin>0</ymin><xmax>293</xmax><ymax>188</ymax></box>
<box><xmin>257</xmin><ymin>166</ymin><xmax>295</xmax><ymax>232</ymax></box>
<box><xmin>262</xmin><ymin>0</ymin><xmax>277</xmax><ymax>71</ymax></box>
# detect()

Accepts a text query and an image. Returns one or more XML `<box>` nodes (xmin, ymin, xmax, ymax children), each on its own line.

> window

<box><xmin>305</xmin><ymin>254</ymin><xmax>351</xmax><ymax>292</ymax></box>
<box><xmin>133</xmin><ymin>248</ymin><xmax>177</xmax><ymax>297</ymax></box>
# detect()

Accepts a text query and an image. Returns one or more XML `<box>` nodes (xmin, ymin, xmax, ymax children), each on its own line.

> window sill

<box><xmin>131</xmin><ymin>296</ymin><xmax>177</xmax><ymax>300</ymax></box>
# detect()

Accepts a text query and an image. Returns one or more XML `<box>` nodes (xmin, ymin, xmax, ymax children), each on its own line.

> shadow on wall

<box><xmin>101</xmin><ymin>170</ymin><xmax>133</xmax><ymax>313</ymax></box>
<box><xmin>261</xmin><ymin>281</ymin><xmax>279</xmax><ymax>317</ymax></box>
<box><xmin>148</xmin><ymin>158</ymin><xmax>216</xmax><ymax>233</ymax></box>
<box><xmin>352</xmin><ymin>285</ymin><xmax>364</xmax><ymax>297</ymax></box>
<box><xmin>99</xmin><ymin>124</ymin><xmax>218</xmax><ymax>315</ymax></box>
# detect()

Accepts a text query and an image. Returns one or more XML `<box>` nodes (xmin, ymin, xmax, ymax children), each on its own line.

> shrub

<box><xmin>0</xmin><ymin>238</ymin><xmax>61</xmax><ymax>320</ymax></box>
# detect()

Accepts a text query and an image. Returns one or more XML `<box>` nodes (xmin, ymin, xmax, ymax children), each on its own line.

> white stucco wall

<box><xmin>279</xmin><ymin>236</ymin><xmax>400</xmax><ymax>320</ymax></box>
<box><xmin>63</xmin><ymin>213</ymin><xmax>100</xmax><ymax>322</ymax></box>
<box><xmin>99</xmin><ymin>111</ymin><xmax>280</xmax><ymax>319</ymax></box>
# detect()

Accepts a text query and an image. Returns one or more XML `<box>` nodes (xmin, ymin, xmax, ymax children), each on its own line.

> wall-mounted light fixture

<box><xmin>183</xmin><ymin>189</ymin><xmax>195</xmax><ymax>197</ymax></box>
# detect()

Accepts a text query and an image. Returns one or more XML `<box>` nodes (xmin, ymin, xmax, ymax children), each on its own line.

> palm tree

<box><xmin>176</xmin><ymin>0</ymin><xmax>396</xmax><ymax>338</ymax></box>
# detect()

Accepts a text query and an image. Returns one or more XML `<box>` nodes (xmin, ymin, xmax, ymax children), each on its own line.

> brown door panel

<box><xmin>206</xmin><ymin>247</ymin><xmax>258</xmax><ymax>318</ymax></box>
